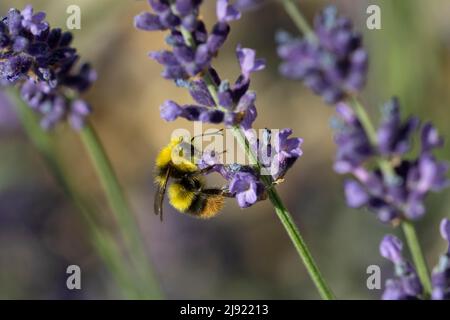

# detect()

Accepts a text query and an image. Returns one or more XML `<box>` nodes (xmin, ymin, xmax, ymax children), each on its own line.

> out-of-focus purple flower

<box><xmin>380</xmin><ymin>235</ymin><xmax>423</xmax><ymax>300</ymax></box>
<box><xmin>382</xmin><ymin>270</ymin><xmax>423</xmax><ymax>300</ymax></box>
<box><xmin>277</xmin><ymin>6</ymin><xmax>368</xmax><ymax>104</ymax></box>
<box><xmin>441</xmin><ymin>218</ymin><xmax>450</xmax><ymax>246</ymax></box>
<box><xmin>344</xmin><ymin>179</ymin><xmax>368</xmax><ymax>208</ymax></box>
<box><xmin>333</xmin><ymin>103</ymin><xmax>373</xmax><ymax>174</ymax></box>
<box><xmin>380</xmin><ymin>235</ymin><xmax>403</xmax><ymax>264</ymax></box>
<box><xmin>380</xmin><ymin>220</ymin><xmax>450</xmax><ymax>300</ymax></box>
<box><xmin>431</xmin><ymin>257</ymin><xmax>450</xmax><ymax>300</ymax></box>
<box><xmin>421</xmin><ymin>122</ymin><xmax>444</xmax><ymax>153</ymax></box>
<box><xmin>408</xmin><ymin>154</ymin><xmax>449</xmax><ymax>195</ymax></box>
<box><xmin>235</xmin><ymin>0</ymin><xmax>266</xmax><ymax>11</ymax></box>
<box><xmin>229</xmin><ymin>171</ymin><xmax>266</xmax><ymax>208</ymax></box>
<box><xmin>69</xmin><ymin>100</ymin><xmax>92</xmax><ymax>130</ymax></box>
<box><xmin>334</xmin><ymin>99</ymin><xmax>449</xmax><ymax>223</ymax></box>
<box><xmin>382</xmin><ymin>279</ymin><xmax>410</xmax><ymax>300</ymax></box>
<box><xmin>20</xmin><ymin>5</ymin><xmax>49</xmax><ymax>36</ymax></box>
<box><xmin>377</xmin><ymin>98</ymin><xmax>419</xmax><ymax>156</ymax></box>
<box><xmin>429</xmin><ymin>219</ymin><xmax>450</xmax><ymax>300</ymax></box>
<box><xmin>0</xmin><ymin>5</ymin><xmax>95</xmax><ymax>130</ymax></box>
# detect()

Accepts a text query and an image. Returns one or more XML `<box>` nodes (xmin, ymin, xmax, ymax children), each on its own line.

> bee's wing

<box><xmin>154</xmin><ymin>167</ymin><xmax>171</xmax><ymax>221</ymax></box>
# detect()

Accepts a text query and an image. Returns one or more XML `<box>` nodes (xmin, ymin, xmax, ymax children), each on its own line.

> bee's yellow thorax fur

<box><xmin>168</xmin><ymin>183</ymin><xmax>196</xmax><ymax>212</ymax></box>
<box><xmin>156</xmin><ymin>137</ymin><xmax>197</xmax><ymax>172</ymax></box>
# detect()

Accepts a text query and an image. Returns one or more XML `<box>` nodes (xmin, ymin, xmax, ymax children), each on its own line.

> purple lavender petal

<box><xmin>380</xmin><ymin>235</ymin><xmax>404</xmax><ymax>264</ymax></box>
<box><xmin>236</xmin><ymin>45</ymin><xmax>266</xmax><ymax>80</ymax></box>
<box><xmin>229</xmin><ymin>171</ymin><xmax>265</xmax><ymax>208</ymax></box>
<box><xmin>217</xmin><ymin>0</ymin><xmax>242</xmax><ymax>22</ymax></box>
<box><xmin>344</xmin><ymin>179</ymin><xmax>369</xmax><ymax>208</ymax></box>
<box><xmin>134</xmin><ymin>12</ymin><xmax>165</xmax><ymax>31</ymax></box>
<box><xmin>421</xmin><ymin>122</ymin><xmax>444</xmax><ymax>153</ymax></box>
<box><xmin>160</xmin><ymin>100</ymin><xmax>183</xmax><ymax>121</ymax></box>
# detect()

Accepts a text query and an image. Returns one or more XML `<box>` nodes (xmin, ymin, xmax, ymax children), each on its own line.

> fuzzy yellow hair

<box><xmin>155</xmin><ymin>136</ymin><xmax>197</xmax><ymax>172</ymax></box>
<box><xmin>168</xmin><ymin>183</ymin><xmax>196</xmax><ymax>212</ymax></box>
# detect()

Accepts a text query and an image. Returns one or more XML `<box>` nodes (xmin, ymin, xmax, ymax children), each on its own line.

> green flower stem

<box><xmin>351</xmin><ymin>97</ymin><xmax>377</xmax><ymax>145</ymax></box>
<box><xmin>280</xmin><ymin>0</ymin><xmax>314</xmax><ymax>37</ymax></box>
<box><xmin>402</xmin><ymin>220</ymin><xmax>432</xmax><ymax>296</ymax></box>
<box><xmin>280</xmin><ymin>0</ymin><xmax>433</xmax><ymax>297</ymax></box>
<box><xmin>6</xmin><ymin>88</ymin><xmax>140</xmax><ymax>299</ymax></box>
<box><xmin>80</xmin><ymin>123</ymin><xmax>161</xmax><ymax>299</ymax></box>
<box><xmin>351</xmin><ymin>97</ymin><xmax>395</xmax><ymax>179</ymax></box>
<box><xmin>180</xmin><ymin>26</ymin><xmax>335</xmax><ymax>300</ymax></box>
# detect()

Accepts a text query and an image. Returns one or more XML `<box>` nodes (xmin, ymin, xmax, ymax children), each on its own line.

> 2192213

<box><xmin>223</xmin><ymin>304</ymin><xmax>269</xmax><ymax>317</ymax></box>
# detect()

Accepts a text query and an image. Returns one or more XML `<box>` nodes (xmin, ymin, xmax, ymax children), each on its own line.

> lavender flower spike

<box><xmin>0</xmin><ymin>5</ymin><xmax>96</xmax><ymax>130</ymax></box>
<box><xmin>277</xmin><ymin>5</ymin><xmax>368</xmax><ymax>104</ymax></box>
<box><xmin>334</xmin><ymin>98</ymin><xmax>449</xmax><ymax>223</ymax></box>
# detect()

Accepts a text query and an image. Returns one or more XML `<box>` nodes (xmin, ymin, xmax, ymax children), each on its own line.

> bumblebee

<box><xmin>154</xmin><ymin>135</ymin><xmax>231</xmax><ymax>220</ymax></box>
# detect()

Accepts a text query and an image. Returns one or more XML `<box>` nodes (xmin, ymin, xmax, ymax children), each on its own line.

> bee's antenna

<box><xmin>191</xmin><ymin>129</ymin><xmax>224</xmax><ymax>143</ymax></box>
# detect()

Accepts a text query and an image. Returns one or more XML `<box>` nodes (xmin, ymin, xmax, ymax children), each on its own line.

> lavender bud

<box><xmin>380</xmin><ymin>235</ymin><xmax>404</xmax><ymax>264</ymax></box>
<box><xmin>344</xmin><ymin>179</ymin><xmax>369</xmax><ymax>208</ymax></box>
<box><xmin>217</xmin><ymin>0</ymin><xmax>242</xmax><ymax>22</ymax></box>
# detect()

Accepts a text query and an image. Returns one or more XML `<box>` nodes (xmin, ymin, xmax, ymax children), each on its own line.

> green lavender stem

<box><xmin>351</xmin><ymin>97</ymin><xmax>395</xmax><ymax>179</ymax></box>
<box><xmin>280</xmin><ymin>0</ymin><xmax>314</xmax><ymax>37</ymax></box>
<box><xmin>280</xmin><ymin>0</ymin><xmax>433</xmax><ymax>297</ymax></box>
<box><xmin>402</xmin><ymin>220</ymin><xmax>432</xmax><ymax>296</ymax></box>
<box><xmin>80</xmin><ymin>123</ymin><xmax>161</xmax><ymax>299</ymax></box>
<box><xmin>180</xmin><ymin>26</ymin><xmax>335</xmax><ymax>300</ymax></box>
<box><xmin>6</xmin><ymin>88</ymin><xmax>140</xmax><ymax>299</ymax></box>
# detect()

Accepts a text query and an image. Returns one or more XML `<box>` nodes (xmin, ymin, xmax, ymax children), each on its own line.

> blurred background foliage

<box><xmin>0</xmin><ymin>0</ymin><xmax>449</xmax><ymax>299</ymax></box>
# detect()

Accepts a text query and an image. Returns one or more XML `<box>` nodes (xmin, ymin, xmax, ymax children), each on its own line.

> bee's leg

<box><xmin>270</xmin><ymin>178</ymin><xmax>285</xmax><ymax>187</ymax></box>
<box><xmin>189</xmin><ymin>165</ymin><xmax>217</xmax><ymax>176</ymax></box>
<box><xmin>260</xmin><ymin>177</ymin><xmax>285</xmax><ymax>191</ymax></box>
<box><xmin>198</xmin><ymin>166</ymin><xmax>215</xmax><ymax>175</ymax></box>
<box><xmin>202</xmin><ymin>188</ymin><xmax>234</xmax><ymax>198</ymax></box>
<box><xmin>221</xmin><ymin>191</ymin><xmax>235</xmax><ymax>198</ymax></box>
<box><xmin>190</xmin><ymin>129</ymin><xmax>224</xmax><ymax>143</ymax></box>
